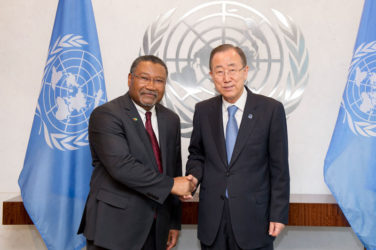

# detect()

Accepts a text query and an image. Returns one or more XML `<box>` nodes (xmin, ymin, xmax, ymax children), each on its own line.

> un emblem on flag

<box><xmin>37</xmin><ymin>34</ymin><xmax>105</xmax><ymax>150</ymax></box>
<box><xmin>141</xmin><ymin>1</ymin><xmax>309</xmax><ymax>137</ymax></box>
<box><xmin>343</xmin><ymin>41</ymin><xmax>376</xmax><ymax>137</ymax></box>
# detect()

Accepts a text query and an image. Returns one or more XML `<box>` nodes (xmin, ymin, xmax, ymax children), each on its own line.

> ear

<box><xmin>243</xmin><ymin>65</ymin><xmax>249</xmax><ymax>77</ymax></box>
<box><xmin>128</xmin><ymin>73</ymin><xmax>132</xmax><ymax>88</ymax></box>
<box><xmin>209</xmin><ymin>71</ymin><xmax>214</xmax><ymax>80</ymax></box>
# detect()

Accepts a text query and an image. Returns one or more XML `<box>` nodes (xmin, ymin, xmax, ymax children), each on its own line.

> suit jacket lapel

<box><xmin>208</xmin><ymin>96</ymin><xmax>228</xmax><ymax>167</ymax></box>
<box><xmin>229</xmin><ymin>89</ymin><xmax>258</xmax><ymax>167</ymax></box>
<box><xmin>156</xmin><ymin>104</ymin><xmax>167</xmax><ymax>174</ymax></box>
<box><xmin>122</xmin><ymin>93</ymin><xmax>159</xmax><ymax>172</ymax></box>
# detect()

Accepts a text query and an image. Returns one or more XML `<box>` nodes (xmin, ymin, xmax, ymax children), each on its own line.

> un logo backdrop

<box><xmin>140</xmin><ymin>1</ymin><xmax>309</xmax><ymax>137</ymax></box>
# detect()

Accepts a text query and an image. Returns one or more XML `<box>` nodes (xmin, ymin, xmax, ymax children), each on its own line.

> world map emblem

<box><xmin>36</xmin><ymin>34</ymin><xmax>106</xmax><ymax>150</ymax></box>
<box><xmin>343</xmin><ymin>41</ymin><xmax>376</xmax><ymax>137</ymax></box>
<box><xmin>141</xmin><ymin>1</ymin><xmax>309</xmax><ymax>137</ymax></box>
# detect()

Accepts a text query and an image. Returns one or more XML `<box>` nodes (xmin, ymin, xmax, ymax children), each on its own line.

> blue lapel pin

<box><xmin>248</xmin><ymin>114</ymin><xmax>253</xmax><ymax>119</ymax></box>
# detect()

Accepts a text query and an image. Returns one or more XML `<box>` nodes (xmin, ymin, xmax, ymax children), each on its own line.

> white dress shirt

<box><xmin>132</xmin><ymin>101</ymin><xmax>160</xmax><ymax>144</ymax></box>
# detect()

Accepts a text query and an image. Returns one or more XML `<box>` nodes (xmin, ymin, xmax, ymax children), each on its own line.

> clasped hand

<box><xmin>171</xmin><ymin>175</ymin><xmax>198</xmax><ymax>199</ymax></box>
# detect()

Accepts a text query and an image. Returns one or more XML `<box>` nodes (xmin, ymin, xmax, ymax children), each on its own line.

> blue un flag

<box><xmin>18</xmin><ymin>0</ymin><xmax>107</xmax><ymax>249</ymax></box>
<box><xmin>324</xmin><ymin>0</ymin><xmax>376</xmax><ymax>249</ymax></box>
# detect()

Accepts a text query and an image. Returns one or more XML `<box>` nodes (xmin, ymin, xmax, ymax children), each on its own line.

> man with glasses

<box><xmin>79</xmin><ymin>55</ymin><xmax>196</xmax><ymax>250</ymax></box>
<box><xmin>184</xmin><ymin>44</ymin><xmax>290</xmax><ymax>250</ymax></box>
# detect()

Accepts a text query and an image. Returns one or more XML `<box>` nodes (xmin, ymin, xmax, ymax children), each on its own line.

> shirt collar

<box><xmin>132</xmin><ymin>100</ymin><xmax>156</xmax><ymax>118</ymax></box>
<box><xmin>222</xmin><ymin>87</ymin><xmax>247</xmax><ymax>112</ymax></box>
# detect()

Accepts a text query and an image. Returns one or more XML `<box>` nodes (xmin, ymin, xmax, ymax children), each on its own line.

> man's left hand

<box><xmin>268</xmin><ymin>222</ymin><xmax>285</xmax><ymax>237</ymax></box>
<box><xmin>166</xmin><ymin>229</ymin><xmax>179</xmax><ymax>250</ymax></box>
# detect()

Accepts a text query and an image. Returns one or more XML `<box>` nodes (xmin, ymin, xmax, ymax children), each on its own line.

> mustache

<box><xmin>140</xmin><ymin>90</ymin><xmax>158</xmax><ymax>97</ymax></box>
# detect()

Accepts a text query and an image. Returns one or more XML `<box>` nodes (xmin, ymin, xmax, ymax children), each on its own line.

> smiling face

<box><xmin>128</xmin><ymin>61</ymin><xmax>167</xmax><ymax>110</ymax></box>
<box><xmin>209</xmin><ymin>48</ymin><xmax>248</xmax><ymax>103</ymax></box>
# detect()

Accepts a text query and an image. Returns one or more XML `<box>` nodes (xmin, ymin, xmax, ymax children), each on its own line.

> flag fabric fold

<box><xmin>324</xmin><ymin>0</ymin><xmax>376</xmax><ymax>249</ymax></box>
<box><xmin>18</xmin><ymin>0</ymin><xmax>106</xmax><ymax>249</ymax></box>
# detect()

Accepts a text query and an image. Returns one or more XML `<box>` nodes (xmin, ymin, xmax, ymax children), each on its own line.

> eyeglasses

<box><xmin>213</xmin><ymin>66</ymin><xmax>246</xmax><ymax>78</ymax></box>
<box><xmin>132</xmin><ymin>74</ymin><xmax>166</xmax><ymax>85</ymax></box>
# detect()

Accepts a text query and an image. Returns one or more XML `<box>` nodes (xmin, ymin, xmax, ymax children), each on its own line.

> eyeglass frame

<box><xmin>132</xmin><ymin>73</ymin><xmax>166</xmax><ymax>85</ymax></box>
<box><xmin>212</xmin><ymin>65</ymin><xmax>247</xmax><ymax>78</ymax></box>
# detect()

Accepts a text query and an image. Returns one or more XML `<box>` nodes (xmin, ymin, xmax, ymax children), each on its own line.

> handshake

<box><xmin>171</xmin><ymin>175</ymin><xmax>198</xmax><ymax>200</ymax></box>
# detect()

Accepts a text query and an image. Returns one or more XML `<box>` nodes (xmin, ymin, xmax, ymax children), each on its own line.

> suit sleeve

<box><xmin>268</xmin><ymin>102</ymin><xmax>290</xmax><ymax>224</ymax></box>
<box><xmin>89</xmin><ymin>106</ymin><xmax>173</xmax><ymax>205</ymax></box>
<box><xmin>169</xmin><ymin>118</ymin><xmax>182</xmax><ymax>230</ymax></box>
<box><xmin>186</xmin><ymin>104</ymin><xmax>205</xmax><ymax>182</ymax></box>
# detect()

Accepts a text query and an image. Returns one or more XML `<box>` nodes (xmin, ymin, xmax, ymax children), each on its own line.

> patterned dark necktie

<box><xmin>145</xmin><ymin>111</ymin><xmax>163</xmax><ymax>173</ymax></box>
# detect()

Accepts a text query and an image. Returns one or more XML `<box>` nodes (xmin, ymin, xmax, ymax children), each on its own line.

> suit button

<box><xmin>226</xmin><ymin>171</ymin><xmax>230</xmax><ymax>177</ymax></box>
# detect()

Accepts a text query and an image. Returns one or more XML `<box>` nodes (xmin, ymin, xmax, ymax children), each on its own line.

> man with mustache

<box><xmin>78</xmin><ymin>55</ymin><xmax>195</xmax><ymax>250</ymax></box>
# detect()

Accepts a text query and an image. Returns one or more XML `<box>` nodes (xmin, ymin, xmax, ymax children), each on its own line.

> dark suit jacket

<box><xmin>186</xmin><ymin>87</ymin><xmax>289</xmax><ymax>249</ymax></box>
<box><xmin>78</xmin><ymin>93</ymin><xmax>182</xmax><ymax>250</ymax></box>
